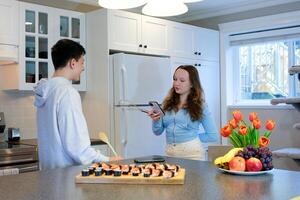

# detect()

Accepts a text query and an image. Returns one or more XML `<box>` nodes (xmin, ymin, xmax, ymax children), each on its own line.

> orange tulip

<box><xmin>232</xmin><ymin>110</ymin><xmax>243</xmax><ymax>122</ymax></box>
<box><xmin>266</xmin><ymin>120</ymin><xmax>275</xmax><ymax>131</ymax></box>
<box><xmin>220</xmin><ymin>125</ymin><xmax>232</xmax><ymax>137</ymax></box>
<box><xmin>252</xmin><ymin>119</ymin><xmax>262</xmax><ymax>129</ymax></box>
<box><xmin>238</xmin><ymin>125</ymin><xmax>248</xmax><ymax>136</ymax></box>
<box><xmin>258</xmin><ymin>136</ymin><xmax>270</xmax><ymax>147</ymax></box>
<box><xmin>229</xmin><ymin>119</ymin><xmax>238</xmax><ymax>129</ymax></box>
<box><xmin>248</xmin><ymin>112</ymin><xmax>258</xmax><ymax>122</ymax></box>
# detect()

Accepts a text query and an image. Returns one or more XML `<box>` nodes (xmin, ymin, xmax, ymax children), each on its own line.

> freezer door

<box><xmin>114</xmin><ymin>107</ymin><xmax>166</xmax><ymax>159</ymax></box>
<box><xmin>112</xmin><ymin>53</ymin><xmax>172</xmax><ymax>105</ymax></box>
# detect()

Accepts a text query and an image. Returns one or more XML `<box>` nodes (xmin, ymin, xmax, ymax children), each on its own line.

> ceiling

<box><xmin>19</xmin><ymin>0</ymin><xmax>300</xmax><ymax>22</ymax></box>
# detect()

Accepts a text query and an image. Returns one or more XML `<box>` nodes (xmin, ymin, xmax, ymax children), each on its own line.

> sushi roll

<box><xmin>145</xmin><ymin>164</ymin><xmax>155</xmax><ymax>169</ymax></box>
<box><xmin>94</xmin><ymin>167</ymin><xmax>102</xmax><ymax>176</ymax></box>
<box><xmin>131</xmin><ymin>167</ymin><xmax>140</xmax><ymax>176</ymax></box>
<box><xmin>88</xmin><ymin>166</ymin><xmax>95</xmax><ymax>175</ymax></box>
<box><xmin>163</xmin><ymin>170</ymin><xmax>175</xmax><ymax>179</ymax></box>
<box><xmin>152</xmin><ymin>169</ymin><xmax>163</xmax><ymax>177</ymax></box>
<box><xmin>101</xmin><ymin>163</ymin><xmax>111</xmax><ymax>170</ymax></box>
<box><xmin>143</xmin><ymin>168</ymin><xmax>152</xmax><ymax>177</ymax></box>
<box><xmin>110</xmin><ymin>164</ymin><xmax>120</xmax><ymax>170</ymax></box>
<box><xmin>113</xmin><ymin>169</ymin><xmax>122</xmax><ymax>176</ymax></box>
<box><xmin>81</xmin><ymin>169</ymin><xmax>90</xmax><ymax>177</ymax></box>
<box><xmin>104</xmin><ymin>168</ymin><xmax>113</xmax><ymax>175</ymax></box>
<box><xmin>121</xmin><ymin>165</ymin><xmax>130</xmax><ymax>175</ymax></box>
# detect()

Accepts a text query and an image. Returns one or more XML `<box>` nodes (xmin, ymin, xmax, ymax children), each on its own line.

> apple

<box><xmin>229</xmin><ymin>156</ymin><xmax>246</xmax><ymax>171</ymax></box>
<box><xmin>246</xmin><ymin>157</ymin><xmax>263</xmax><ymax>172</ymax></box>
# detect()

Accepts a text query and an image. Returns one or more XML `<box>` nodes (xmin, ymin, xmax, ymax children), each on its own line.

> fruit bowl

<box><xmin>218</xmin><ymin>168</ymin><xmax>273</xmax><ymax>176</ymax></box>
<box><xmin>214</xmin><ymin>146</ymin><xmax>274</xmax><ymax>174</ymax></box>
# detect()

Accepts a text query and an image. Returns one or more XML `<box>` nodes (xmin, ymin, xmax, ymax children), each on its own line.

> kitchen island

<box><xmin>0</xmin><ymin>157</ymin><xmax>299</xmax><ymax>200</ymax></box>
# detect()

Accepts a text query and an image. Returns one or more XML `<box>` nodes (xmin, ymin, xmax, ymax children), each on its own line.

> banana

<box><xmin>214</xmin><ymin>148</ymin><xmax>243</xmax><ymax>167</ymax></box>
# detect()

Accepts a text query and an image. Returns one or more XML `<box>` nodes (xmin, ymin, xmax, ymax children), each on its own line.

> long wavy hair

<box><xmin>162</xmin><ymin>65</ymin><xmax>205</xmax><ymax>121</ymax></box>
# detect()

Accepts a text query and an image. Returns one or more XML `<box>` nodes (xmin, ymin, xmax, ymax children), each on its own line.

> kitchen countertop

<box><xmin>0</xmin><ymin>157</ymin><xmax>300</xmax><ymax>200</ymax></box>
<box><xmin>9</xmin><ymin>138</ymin><xmax>106</xmax><ymax>146</ymax></box>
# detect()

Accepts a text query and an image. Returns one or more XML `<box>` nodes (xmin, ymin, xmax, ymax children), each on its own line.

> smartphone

<box><xmin>149</xmin><ymin>101</ymin><xmax>165</xmax><ymax>116</ymax></box>
<box><xmin>134</xmin><ymin>155</ymin><xmax>165</xmax><ymax>163</ymax></box>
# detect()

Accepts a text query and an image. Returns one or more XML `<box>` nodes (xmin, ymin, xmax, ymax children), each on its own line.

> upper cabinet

<box><xmin>108</xmin><ymin>10</ymin><xmax>170</xmax><ymax>56</ymax></box>
<box><xmin>54</xmin><ymin>8</ymin><xmax>86</xmax><ymax>91</ymax></box>
<box><xmin>16</xmin><ymin>2</ymin><xmax>86</xmax><ymax>91</ymax></box>
<box><xmin>0</xmin><ymin>0</ymin><xmax>19</xmax><ymax>45</ymax></box>
<box><xmin>19</xmin><ymin>3</ymin><xmax>53</xmax><ymax>90</ymax></box>
<box><xmin>107</xmin><ymin>10</ymin><xmax>219</xmax><ymax>61</ymax></box>
<box><xmin>170</xmin><ymin>22</ymin><xmax>219</xmax><ymax>61</ymax></box>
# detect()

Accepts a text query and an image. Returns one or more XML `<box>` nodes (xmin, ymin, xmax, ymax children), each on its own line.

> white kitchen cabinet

<box><xmin>170</xmin><ymin>23</ymin><xmax>219</xmax><ymax>62</ymax></box>
<box><xmin>2</xmin><ymin>2</ymin><xmax>86</xmax><ymax>91</ymax></box>
<box><xmin>170</xmin><ymin>23</ymin><xmax>197</xmax><ymax>60</ymax></box>
<box><xmin>108</xmin><ymin>10</ymin><xmax>170</xmax><ymax>56</ymax></box>
<box><xmin>19</xmin><ymin>2</ymin><xmax>53</xmax><ymax>90</ymax></box>
<box><xmin>171</xmin><ymin>57</ymin><xmax>220</xmax><ymax>130</ymax></box>
<box><xmin>195</xmin><ymin>28</ymin><xmax>219</xmax><ymax>62</ymax></box>
<box><xmin>54</xmin><ymin>8</ymin><xmax>86</xmax><ymax>91</ymax></box>
<box><xmin>0</xmin><ymin>0</ymin><xmax>19</xmax><ymax>45</ymax></box>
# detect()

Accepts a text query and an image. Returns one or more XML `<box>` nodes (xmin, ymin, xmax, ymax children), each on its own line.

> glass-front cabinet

<box><xmin>19</xmin><ymin>2</ymin><xmax>86</xmax><ymax>91</ymax></box>
<box><xmin>19</xmin><ymin>3</ymin><xmax>52</xmax><ymax>90</ymax></box>
<box><xmin>55</xmin><ymin>9</ymin><xmax>86</xmax><ymax>91</ymax></box>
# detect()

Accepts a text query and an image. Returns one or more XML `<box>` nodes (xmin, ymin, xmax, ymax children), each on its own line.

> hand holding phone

<box><xmin>149</xmin><ymin>101</ymin><xmax>165</xmax><ymax>117</ymax></box>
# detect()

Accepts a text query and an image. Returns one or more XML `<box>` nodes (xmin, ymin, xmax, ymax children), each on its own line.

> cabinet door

<box><xmin>141</xmin><ymin>16</ymin><xmax>170</xmax><ymax>56</ymax></box>
<box><xmin>0</xmin><ymin>0</ymin><xmax>18</xmax><ymax>45</ymax></box>
<box><xmin>54</xmin><ymin>8</ymin><xmax>86</xmax><ymax>91</ymax></box>
<box><xmin>108</xmin><ymin>10</ymin><xmax>142</xmax><ymax>53</ymax></box>
<box><xmin>19</xmin><ymin>2</ymin><xmax>53</xmax><ymax>90</ymax></box>
<box><xmin>195</xmin><ymin>28</ymin><xmax>219</xmax><ymax>61</ymax></box>
<box><xmin>170</xmin><ymin>23</ymin><xmax>197</xmax><ymax>59</ymax></box>
<box><xmin>171</xmin><ymin>57</ymin><xmax>220</xmax><ymax>130</ymax></box>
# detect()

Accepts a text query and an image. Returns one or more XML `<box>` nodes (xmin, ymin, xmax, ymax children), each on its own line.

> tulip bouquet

<box><xmin>220</xmin><ymin>110</ymin><xmax>276</xmax><ymax>148</ymax></box>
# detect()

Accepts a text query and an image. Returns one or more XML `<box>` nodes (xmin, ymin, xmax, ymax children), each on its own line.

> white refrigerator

<box><xmin>110</xmin><ymin>53</ymin><xmax>172</xmax><ymax>159</ymax></box>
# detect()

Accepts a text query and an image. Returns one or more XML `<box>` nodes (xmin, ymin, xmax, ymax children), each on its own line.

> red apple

<box><xmin>246</xmin><ymin>157</ymin><xmax>263</xmax><ymax>172</ymax></box>
<box><xmin>229</xmin><ymin>156</ymin><xmax>246</xmax><ymax>171</ymax></box>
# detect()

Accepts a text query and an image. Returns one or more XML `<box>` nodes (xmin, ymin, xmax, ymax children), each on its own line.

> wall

<box><xmin>226</xmin><ymin>107</ymin><xmax>300</xmax><ymax>150</ymax></box>
<box><xmin>0</xmin><ymin>90</ymin><xmax>36</xmax><ymax>139</ymax></box>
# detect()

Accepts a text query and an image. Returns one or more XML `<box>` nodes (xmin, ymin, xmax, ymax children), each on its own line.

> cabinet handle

<box><xmin>198</xmin><ymin>52</ymin><xmax>201</xmax><ymax>55</ymax></box>
<box><xmin>144</xmin><ymin>45</ymin><xmax>147</xmax><ymax>48</ymax></box>
<box><xmin>194</xmin><ymin>52</ymin><xmax>198</xmax><ymax>55</ymax></box>
<box><xmin>139</xmin><ymin>44</ymin><xmax>142</xmax><ymax>47</ymax></box>
<box><xmin>198</xmin><ymin>63</ymin><xmax>201</xmax><ymax>67</ymax></box>
<box><xmin>195</xmin><ymin>64</ymin><xmax>198</xmax><ymax>66</ymax></box>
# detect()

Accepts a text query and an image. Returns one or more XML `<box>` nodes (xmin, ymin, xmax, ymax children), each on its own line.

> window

<box><xmin>233</xmin><ymin>39</ymin><xmax>300</xmax><ymax>103</ymax></box>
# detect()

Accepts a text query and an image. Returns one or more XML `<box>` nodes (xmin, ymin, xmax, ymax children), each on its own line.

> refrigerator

<box><xmin>110</xmin><ymin>53</ymin><xmax>172</xmax><ymax>159</ymax></box>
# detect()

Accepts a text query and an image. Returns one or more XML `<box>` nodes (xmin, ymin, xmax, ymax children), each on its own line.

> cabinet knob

<box><xmin>139</xmin><ymin>44</ymin><xmax>142</xmax><ymax>47</ymax></box>
<box><xmin>144</xmin><ymin>45</ymin><xmax>147</xmax><ymax>48</ymax></box>
<box><xmin>198</xmin><ymin>63</ymin><xmax>201</xmax><ymax>67</ymax></box>
<box><xmin>195</xmin><ymin>64</ymin><xmax>198</xmax><ymax>66</ymax></box>
<box><xmin>194</xmin><ymin>52</ymin><xmax>198</xmax><ymax>55</ymax></box>
<box><xmin>198</xmin><ymin>52</ymin><xmax>201</xmax><ymax>55</ymax></box>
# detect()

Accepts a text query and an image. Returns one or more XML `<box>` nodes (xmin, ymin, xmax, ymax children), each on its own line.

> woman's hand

<box><xmin>148</xmin><ymin>109</ymin><xmax>161</xmax><ymax>121</ymax></box>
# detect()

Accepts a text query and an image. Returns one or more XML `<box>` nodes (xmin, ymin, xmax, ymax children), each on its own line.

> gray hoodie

<box><xmin>34</xmin><ymin>77</ymin><xmax>108</xmax><ymax>170</ymax></box>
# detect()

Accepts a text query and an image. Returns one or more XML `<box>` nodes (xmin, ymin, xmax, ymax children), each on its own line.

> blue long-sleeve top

<box><xmin>152</xmin><ymin>103</ymin><xmax>218</xmax><ymax>144</ymax></box>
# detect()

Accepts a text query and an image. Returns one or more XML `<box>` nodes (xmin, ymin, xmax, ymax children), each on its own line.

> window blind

<box><xmin>229</xmin><ymin>25</ymin><xmax>300</xmax><ymax>46</ymax></box>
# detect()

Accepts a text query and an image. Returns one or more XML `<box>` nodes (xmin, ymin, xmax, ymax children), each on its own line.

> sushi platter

<box><xmin>75</xmin><ymin>162</ymin><xmax>185</xmax><ymax>185</ymax></box>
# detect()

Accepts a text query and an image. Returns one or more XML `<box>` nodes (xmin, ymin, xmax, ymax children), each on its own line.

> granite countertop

<box><xmin>0</xmin><ymin>156</ymin><xmax>300</xmax><ymax>200</ymax></box>
<box><xmin>11</xmin><ymin>138</ymin><xmax>106</xmax><ymax>146</ymax></box>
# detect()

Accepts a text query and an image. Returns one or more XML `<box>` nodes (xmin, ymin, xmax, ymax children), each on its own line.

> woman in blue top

<box><xmin>148</xmin><ymin>65</ymin><xmax>218</xmax><ymax>160</ymax></box>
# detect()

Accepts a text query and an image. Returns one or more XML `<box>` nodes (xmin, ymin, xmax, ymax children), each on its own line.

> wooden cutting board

<box><xmin>75</xmin><ymin>169</ymin><xmax>185</xmax><ymax>185</ymax></box>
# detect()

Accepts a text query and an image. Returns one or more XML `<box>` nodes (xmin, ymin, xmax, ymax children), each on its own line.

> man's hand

<box><xmin>109</xmin><ymin>156</ymin><xmax>123</xmax><ymax>161</ymax></box>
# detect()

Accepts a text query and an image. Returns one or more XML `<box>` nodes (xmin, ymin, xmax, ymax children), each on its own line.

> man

<box><xmin>34</xmin><ymin>39</ymin><xmax>121</xmax><ymax>170</ymax></box>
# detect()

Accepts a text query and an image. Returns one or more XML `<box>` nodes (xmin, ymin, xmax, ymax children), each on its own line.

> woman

<box><xmin>148</xmin><ymin>65</ymin><xmax>218</xmax><ymax>160</ymax></box>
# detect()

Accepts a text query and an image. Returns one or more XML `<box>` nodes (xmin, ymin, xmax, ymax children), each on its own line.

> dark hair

<box><xmin>51</xmin><ymin>39</ymin><xmax>86</xmax><ymax>70</ymax></box>
<box><xmin>162</xmin><ymin>65</ymin><xmax>205</xmax><ymax>121</ymax></box>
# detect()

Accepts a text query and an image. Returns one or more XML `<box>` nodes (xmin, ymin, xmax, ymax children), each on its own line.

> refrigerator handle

<box><xmin>120</xmin><ymin>65</ymin><xmax>127</xmax><ymax>104</ymax></box>
<box><xmin>121</xmin><ymin>108</ymin><xmax>128</xmax><ymax>154</ymax></box>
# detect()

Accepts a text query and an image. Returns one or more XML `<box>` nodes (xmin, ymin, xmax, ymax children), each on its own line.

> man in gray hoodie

<box><xmin>34</xmin><ymin>39</ymin><xmax>121</xmax><ymax>170</ymax></box>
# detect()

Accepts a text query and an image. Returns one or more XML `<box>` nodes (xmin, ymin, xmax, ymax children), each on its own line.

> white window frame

<box><xmin>219</xmin><ymin>11</ymin><xmax>300</xmax><ymax>139</ymax></box>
